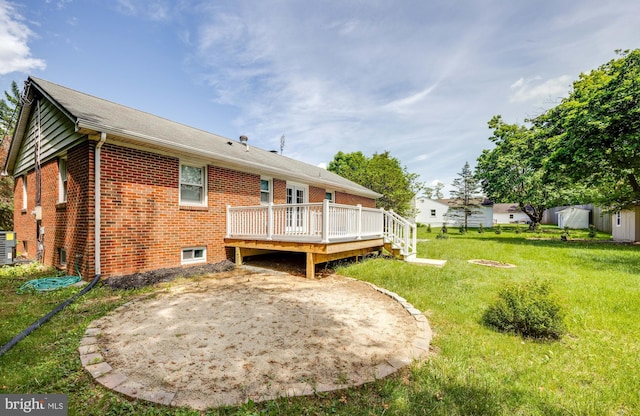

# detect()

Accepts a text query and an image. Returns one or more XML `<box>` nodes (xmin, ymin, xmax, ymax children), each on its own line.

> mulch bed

<box><xmin>102</xmin><ymin>260</ymin><xmax>236</xmax><ymax>290</ymax></box>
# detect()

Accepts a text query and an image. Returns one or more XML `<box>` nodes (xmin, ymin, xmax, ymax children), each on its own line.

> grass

<box><xmin>1</xmin><ymin>225</ymin><xmax>638</xmax><ymax>415</ymax></box>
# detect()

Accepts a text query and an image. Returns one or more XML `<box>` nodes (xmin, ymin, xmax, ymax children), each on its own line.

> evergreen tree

<box><xmin>449</xmin><ymin>161</ymin><xmax>482</xmax><ymax>231</ymax></box>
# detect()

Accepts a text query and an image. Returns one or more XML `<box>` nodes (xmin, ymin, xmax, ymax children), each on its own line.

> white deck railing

<box><xmin>383</xmin><ymin>209</ymin><xmax>417</xmax><ymax>259</ymax></box>
<box><xmin>226</xmin><ymin>200</ymin><xmax>416</xmax><ymax>257</ymax></box>
<box><xmin>226</xmin><ymin>200</ymin><xmax>384</xmax><ymax>243</ymax></box>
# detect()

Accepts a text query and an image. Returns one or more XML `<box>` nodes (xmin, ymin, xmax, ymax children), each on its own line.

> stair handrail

<box><xmin>383</xmin><ymin>209</ymin><xmax>417</xmax><ymax>257</ymax></box>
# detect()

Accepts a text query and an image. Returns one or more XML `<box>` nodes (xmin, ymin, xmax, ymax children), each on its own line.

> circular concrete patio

<box><xmin>79</xmin><ymin>268</ymin><xmax>431</xmax><ymax>410</ymax></box>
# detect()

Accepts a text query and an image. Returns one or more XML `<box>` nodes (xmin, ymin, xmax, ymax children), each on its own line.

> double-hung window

<box><xmin>180</xmin><ymin>163</ymin><xmax>206</xmax><ymax>206</ymax></box>
<box><xmin>59</xmin><ymin>158</ymin><xmax>67</xmax><ymax>203</ymax></box>
<box><xmin>260</xmin><ymin>178</ymin><xmax>272</xmax><ymax>204</ymax></box>
<box><xmin>22</xmin><ymin>175</ymin><xmax>27</xmax><ymax>210</ymax></box>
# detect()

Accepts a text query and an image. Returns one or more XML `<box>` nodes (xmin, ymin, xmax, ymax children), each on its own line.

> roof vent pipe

<box><xmin>239</xmin><ymin>135</ymin><xmax>249</xmax><ymax>151</ymax></box>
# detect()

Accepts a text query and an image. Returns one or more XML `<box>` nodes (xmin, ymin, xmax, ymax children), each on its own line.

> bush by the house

<box><xmin>482</xmin><ymin>279</ymin><xmax>566</xmax><ymax>340</ymax></box>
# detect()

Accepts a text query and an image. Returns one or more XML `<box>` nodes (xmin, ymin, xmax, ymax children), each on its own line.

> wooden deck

<box><xmin>225</xmin><ymin>201</ymin><xmax>416</xmax><ymax>278</ymax></box>
<box><xmin>225</xmin><ymin>237</ymin><xmax>385</xmax><ymax>278</ymax></box>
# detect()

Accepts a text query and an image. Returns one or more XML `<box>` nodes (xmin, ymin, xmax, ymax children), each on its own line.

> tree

<box><xmin>327</xmin><ymin>150</ymin><xmax>423</xmax><ymax>217</ymax></box>
<box><xmin>476</xmin><ymin>116</ymin><xmax>589</xmax><ymax>230</ymax></box>
<box><xmin>448</xmin><ymin>162</ymin><xmax>482</xmax><ymax>231</ymax></box>
<box><xmin>534</xmin><ymin>49</ymin><xmax>640</xmax><ymax>211</ymax></box>
<box><xmin>423</xmin><ymin>181</ymin><xmax>444</xmax><ymax>199</ymax></box>
<box><xmin>1</xmin><ymin>81</ymin><xmax>21</xmax><ymax>139</ymax></box>
<box><xmin>0</xmin><ymin>81</ymin><xmax>21</xmax><ymax>231</ymax></box>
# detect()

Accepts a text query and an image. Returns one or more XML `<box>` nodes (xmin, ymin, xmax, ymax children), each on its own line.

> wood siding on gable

<box><xmin>13</xmin><ymin>98</ymin><xmax>84</xmax><ymax>176</ymax></box>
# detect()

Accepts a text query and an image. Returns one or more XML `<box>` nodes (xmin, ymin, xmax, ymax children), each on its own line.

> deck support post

<box><xmin>235</xmin><ymin>247</ymin><xmax>243</xmax><ymax>266</ymax></box>
<box><xmin>306</xmin><ymin>252</ymin><xmax>315</xmax><ymax>279</ymax></box>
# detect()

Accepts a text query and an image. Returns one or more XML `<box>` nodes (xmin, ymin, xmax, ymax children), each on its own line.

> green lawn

<box><xmin>1</xmin><ymin>226</ymin><xmax>638</xmax><ymax>415</ymax></box>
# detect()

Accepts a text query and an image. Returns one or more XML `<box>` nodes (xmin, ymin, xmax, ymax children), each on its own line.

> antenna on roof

<box><xmin>280</xmin><ymin>134</ymin><xmax>285</xmax><ymax>155</ymax></box>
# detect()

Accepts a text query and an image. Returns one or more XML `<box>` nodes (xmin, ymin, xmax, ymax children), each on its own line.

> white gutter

<box><xmin>94</xmin><ymin>132</ymin><xmax>107</xmax><ymax>276</ymax></box>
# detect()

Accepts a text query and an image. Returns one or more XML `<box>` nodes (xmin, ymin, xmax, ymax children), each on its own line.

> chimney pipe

<box><xmin>239</xmin><ymin>135</ymin><xmax>249</xmax><ymax>152</ymax></box>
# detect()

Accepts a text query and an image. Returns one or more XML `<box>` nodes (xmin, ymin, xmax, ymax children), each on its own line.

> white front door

<box><xmin>286</xmin><ymin>184</ymin><xmax>306</xmax><ymax>233</ymax></box>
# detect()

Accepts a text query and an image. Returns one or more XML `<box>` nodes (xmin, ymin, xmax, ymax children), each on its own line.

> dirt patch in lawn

<box><xmin>88</xmin><ymin>267</ymin><xmax>428</xmax><ymax>409</ymax></box>
<box><xmin>467</xmin><ymin>259</ymin><xmax>516</xmax><ymax>268</ymax></box>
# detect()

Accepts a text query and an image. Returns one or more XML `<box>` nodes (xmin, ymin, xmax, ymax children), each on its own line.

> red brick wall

<box><xmin>309</xmin><ymin>186</ymin><xmax>326</xmax><ymax>203</ymax></box>
<box><xmin>13</xmin><ymin>142</ymin><xmax>94</xmax><ymax>277</ymax></box>
<box><xmin>273</xmin><ymin>179</ymin><xmax>286</xmax><ymax>204</ymax></box>
<box><xmin>335</xmin><ymin>191</ymin><xmax>376</xmax><ymax>208</ymax></box>
<box><xmin>98</xmin><ymin>144</ymin><xmax>263</xmax><ymax>276</ymax></box>
<box><xmin>14</xmin><ymin>140</ymin><xmax>378</xmax><ymax>278</ymax></box>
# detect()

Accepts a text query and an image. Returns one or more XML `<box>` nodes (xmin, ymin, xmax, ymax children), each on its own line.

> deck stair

<box><xmin>382</xmin><ymin>210</ymin><xmax>446</xmax><ymax>267</ymax></box>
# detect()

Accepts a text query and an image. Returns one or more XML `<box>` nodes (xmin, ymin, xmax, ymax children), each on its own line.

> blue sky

<box><xmin>1</xmin><ymin>0</ymin><xmax>639</xmax><ymax>196</ymax></box>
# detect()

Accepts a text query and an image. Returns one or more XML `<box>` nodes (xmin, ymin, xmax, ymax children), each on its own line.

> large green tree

<box><xmin>476</xmin><ymin>116</ymin><xmax>587</xmax><ymax>229</ymax></box>
<box><xmin>0</xmin><ymin>81</ymin><xmax>21</xmax><ymax>231</ymax></box>
<box><xmin>534</xmin><ymin>49</ymin><xmax>640</xmax><ymax>211</ymax></box>
<box><xmin>448</xmin><ymin>161</ymin><xmax>482</xmax><ymax>231</ymax></box>
<box><xmin>327</xmin><ymin>150</ymin><xmax>423</xmax><ymax>217</ymax></box>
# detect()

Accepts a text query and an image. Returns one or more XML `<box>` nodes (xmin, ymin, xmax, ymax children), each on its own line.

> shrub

<box><xmin>588</xmin><ymin>224</ymin><xmax>597</xmax><ymax>238</ymax></box>
<box><xmin>515</xmin><ymin>225</ymin><xmax>522</xmax><ymax>234</ymax></box>
<box><xmin>459</xmin><ymin>225</ymin><xmax>466</xmax><ymax>234</ymax></box>
<box><xmin>436</xmin><ymin>230</ymin><xmax>449</xmax><ymax>239</ymax></box>
<box><xmin>426</xmin><ymin>224</ymin><xmax>432</xmax><ymax>233</ymax></box>
<box><xmin>494</xmin><ymin>224</ymin><xmax>502</xmax><ymax>234</ymax></box>
<box><xmin>482</xmin><ymin>280</ymin><xmax>566</xmax><ymax>340</ymax></box>
<box><xmin>441</xmin><ymin>224</ymin><xmax>448</xmax><ymax>234</ymax></box>
<box><xmin>478</xmin><ymin>224</ymin><xmax>484</xmax><ymax>233</ymax></box>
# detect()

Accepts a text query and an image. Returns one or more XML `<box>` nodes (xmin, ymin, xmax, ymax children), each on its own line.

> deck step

<box><xmin>405</xmin><ymin>257</ymin><xmax>447</xmax><ymax>268</ymax></box>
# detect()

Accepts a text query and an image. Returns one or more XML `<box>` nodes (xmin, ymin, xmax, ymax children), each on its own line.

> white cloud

<box><xmin>0</xmin><ymin>1</ymin><xmax>46</xmax><ymax>75</ymax></box>
<box><xmin>509</xmin><ymin>75</ymin><xmax>573</xmax><ymax>104</ymax></box>
<box><xmin>116</xmin><ymin>0</ymin><xmax>171</xmax><ymax>21</ymax></box>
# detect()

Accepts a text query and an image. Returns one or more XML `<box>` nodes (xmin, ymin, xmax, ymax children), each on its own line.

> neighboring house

<box><xmin>612</xmin><ymin>207</ymin><xmax>640</xmax><ymax>242</ymax></box>
<box><xmin>5</xmin><ymin>77</ymin><xmax>405</xmax><ymax>279</ymax></box>
<box><xmin>556</xmin><ymin>207</ymin><xmax>590</xmax><ymax>229</ymax></box>
<box><xmin>492</xmin><ymin>203</ymin><xmax>530</xmax><ymax>224</ymax></box>
<box><xmin>442</xmin><ymin>198</ymin><xmax>494</xmax><ymax>228</ymax></box>
<box><xmin>414</xmin><ymin>198</ymin><xmax>450</xmax><ymax>225</ymax></box>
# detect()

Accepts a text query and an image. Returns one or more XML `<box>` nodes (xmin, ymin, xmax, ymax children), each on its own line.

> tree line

<box><xmin>475</xmin><ymin>49</ymin><xmax>640</xmax><ymax>229</ymax></box>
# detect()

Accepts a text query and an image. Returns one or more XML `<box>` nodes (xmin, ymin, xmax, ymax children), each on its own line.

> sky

<box><xmin>1</xmin><ymin>0</ymin><xmax>639</xmax><ymax>196</ymax></box>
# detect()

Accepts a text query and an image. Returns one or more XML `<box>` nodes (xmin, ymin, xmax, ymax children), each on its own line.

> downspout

<box><xmin>95</xmin><ymin>132</ymin><xmax>106</xmax><ymax>276</ymax></box>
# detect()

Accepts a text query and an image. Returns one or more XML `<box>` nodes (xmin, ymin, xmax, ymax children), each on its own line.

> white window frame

<box><xmin>260</xmin><ymin>177</ymin><xmax>272</xmax><ymax>204</ymax></box>
<box><xmin>22</xmin><ymin>174</ymin><xmax>27</xmax><ymax>210</ymax></box>
<box><xmin>325</xmin><ymin>190</ymin><xmax>334</xmax><ymax>202</ymax></box>
<box><xmin>179</xmin><ymin>162</ymin><xmax>207</xmax><ymax>206</ymax></box>
<box><xmin>59</xmin><ymin>248</ymin><xmax>67</xmax><ymax>267</ymax></box>
<box><xmin>616</xmin><ymin>212</ymin><xmax>622</xmax><ymax>227</ymax></box>
<box><xmin>181</xmin><ymin>247</ymin><xmax>206</xmax><ymax>264</ymax></box>
<box><xmin>430</xmin><ymin>209</ymin><xmax>436</xmax><ymax>217</ymax></box>
<box><xmin>58</xmin><ymin>157</ymin><xmax>67</xmax><ymax>203</ymax></box>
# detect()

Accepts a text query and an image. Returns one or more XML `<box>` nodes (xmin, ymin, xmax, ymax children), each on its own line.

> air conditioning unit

<box><xmin>0</xmin><ymin>232</ymin><xmax>17</xmax><ymax>265</ymax></box>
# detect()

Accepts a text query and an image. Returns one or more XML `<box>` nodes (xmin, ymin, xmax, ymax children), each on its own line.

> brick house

<box><xmin>4</xmin><ymin>77</ymin><xmax>413</xmax><ymax>280</ymax></box>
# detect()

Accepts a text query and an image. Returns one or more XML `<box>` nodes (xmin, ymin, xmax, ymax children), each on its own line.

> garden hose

<box><xmin>17</xmin><ymin>259</ymin><xmax>82</xmax><ymax>294</ymax></box>
<box><xmin>0</xmin><ymin>273</ymin><xmax>101</xmax><ymax>357</ymax></box>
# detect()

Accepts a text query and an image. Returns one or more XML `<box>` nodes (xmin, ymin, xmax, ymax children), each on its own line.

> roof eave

<box><xmin>77</xmin><ymin>119</ymin><xmax>380</xmax><ymax>200</ymax></box>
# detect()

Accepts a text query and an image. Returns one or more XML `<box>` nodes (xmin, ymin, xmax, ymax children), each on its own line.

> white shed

<box><xmin>612</xmin><ymin>208</ymin><xmax>640</xmax><ymax>242</ymax></box>
<box><xmin>557</xmin><ymin>207</ymin><xmax>590</xmax><ymax>229</ymax></box>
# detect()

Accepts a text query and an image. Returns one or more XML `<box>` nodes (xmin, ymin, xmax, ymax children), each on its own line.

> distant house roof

<box><xmin>436</xmin><ymin>198</ymin><xmax>493</xmax><ymax>208</ymax></box>
<box><xmin>492</xmin><ymin>203</ymin><xmax>521</xmax><ymax>214</ymax></box>
<box><xmin>5</xmin><ymin>77</ymin><xmax>380</xmax><ymax>199</ymax></box>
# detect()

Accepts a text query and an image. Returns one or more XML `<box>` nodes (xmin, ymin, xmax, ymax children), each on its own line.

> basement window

<box><xmin>182</xmin><ymin>247</ymin><xmax>206</xmax><ymax>264</ymax></box>
<box><xmin>59</xmin><ymin>248</ymin><xmax>67</xmax><ymax>267</ymax></box>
